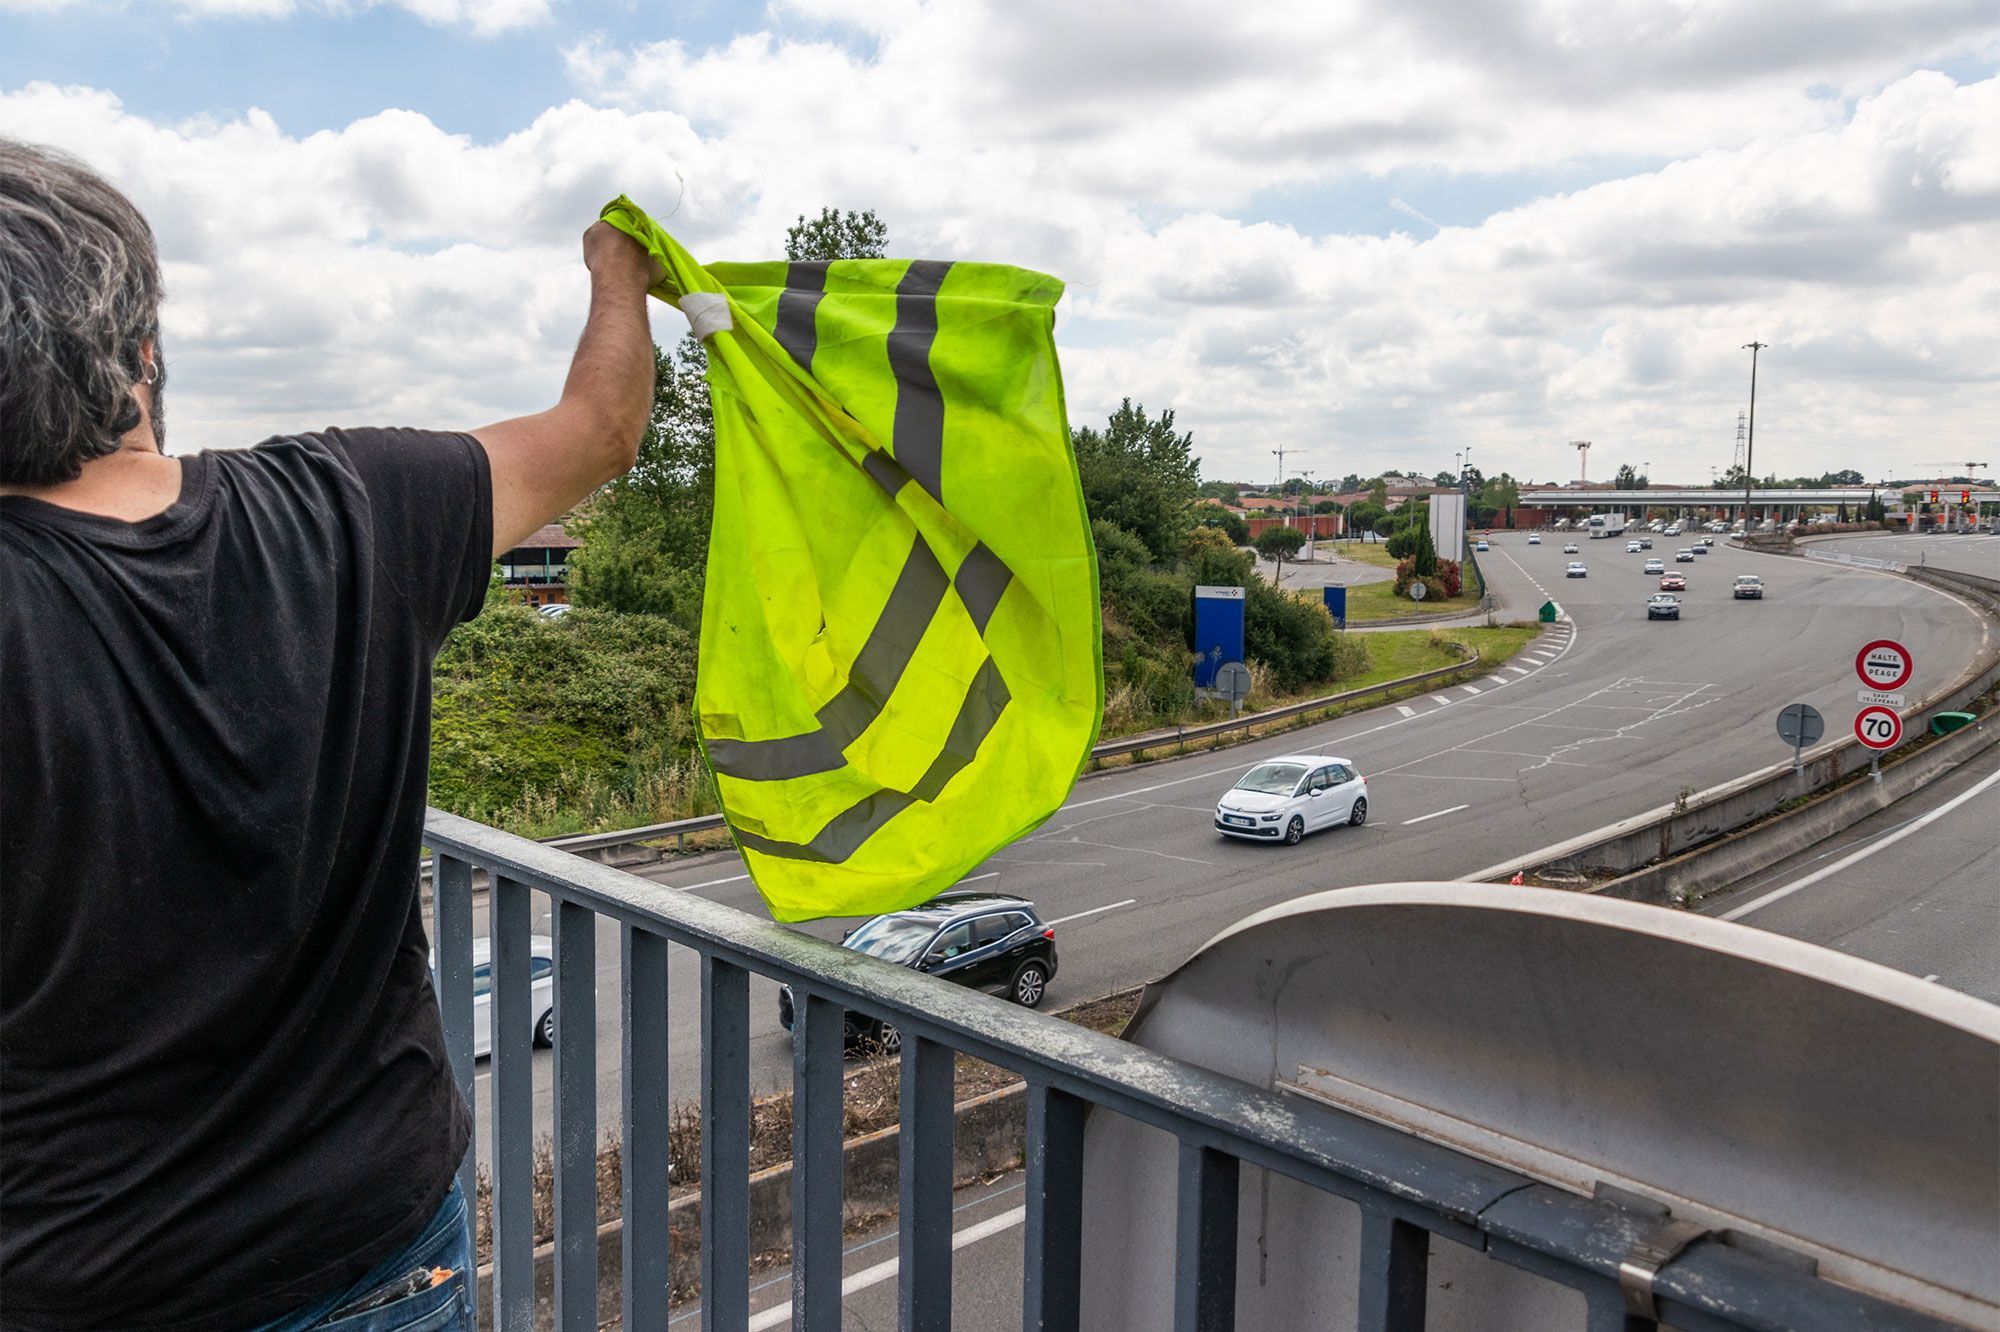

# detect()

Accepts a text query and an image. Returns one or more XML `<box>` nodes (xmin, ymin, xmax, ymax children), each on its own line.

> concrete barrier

<box><xmin>474</xmin><ymin>1082</ymin><xmax>1028</xmax><ymax>1329</ymax></box>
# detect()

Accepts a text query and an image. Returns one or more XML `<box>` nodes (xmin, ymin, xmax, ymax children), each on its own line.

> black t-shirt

<box><xmin>0</xmin><ymin>428</ymin><xmax>490</xmax><ymax>1330</ymax></box>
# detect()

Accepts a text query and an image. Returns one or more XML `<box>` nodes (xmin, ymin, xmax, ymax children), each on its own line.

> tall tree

<box><xmin>786</xmin><ymin>207</ymin><xmax>889</xmax><ymax>262</ymax></box>
<box><xmin>1071</xmin><ymin>400</ymin><xmax>1202</xmax><ymax>564</ymax></box>
<box><xmin>1368</xmin><ymin>477</ymin><xmax>1389</xmax><ymax>508</ymax></box>
<box><xmin>1614</xmin><ymin>463</ymin><xmax>1640</xmax><ymax>489</ymax></box>
<box><xmin>1252</xmin><ymin>525</ymin><xmax>1306</xmax><ymax>582</ymax></box>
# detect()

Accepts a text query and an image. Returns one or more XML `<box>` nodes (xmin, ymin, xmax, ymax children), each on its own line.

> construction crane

<box><xmin>1571</xmin><ymin>440</ymin><xmax>1591</xmax><ymax>483</ymax></box>
<box><xmin>1923</xmin><ymin>462</ymin><xmax>1988</xmax><ymax>478</ymax></box>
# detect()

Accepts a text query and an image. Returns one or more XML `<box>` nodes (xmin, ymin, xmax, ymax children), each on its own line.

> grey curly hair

<box><xmin>0</xmin><ymin>138</ymin><xmax>165</xmax><ymax>486</ymax></box>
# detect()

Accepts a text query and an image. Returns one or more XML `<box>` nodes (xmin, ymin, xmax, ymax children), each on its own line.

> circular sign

<box><xmin>1854</xmin><ymin>705</ymin><xmax>1902</xmax><ymax>751</ymax></box>
<box><xmin>1855</xmin><ymin>639</ymin><xmax>1913</xmax><ymax>690</ymax></box>
<box><xmin>1215</xmin><ymin>660</ymin><xmax>1253</xmax><ymax>704</ymax></box>
<box><xmin>1775</xmin><ymin>703</ymin><xmax>1824</xmax><ymax>748</ymax></box>
<box><xmin>1408</xmin><ymin>582</ymin><xmax>1428</xmax><ymax>601</ymax></box>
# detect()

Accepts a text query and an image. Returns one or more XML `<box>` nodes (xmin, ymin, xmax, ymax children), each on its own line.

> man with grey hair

<box><xmin>0</xmin><ymin>140</ymin><xmax>659</xmax><ymax>1329</ymax></box>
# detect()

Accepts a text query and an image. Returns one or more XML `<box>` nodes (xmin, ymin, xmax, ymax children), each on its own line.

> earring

<box><xmin>142</xmin><ymin>361</ymin><xmax>160</xmax><ymax>386</ymax></box>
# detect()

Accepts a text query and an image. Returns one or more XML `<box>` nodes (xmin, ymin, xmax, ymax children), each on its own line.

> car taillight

<box><xmin>1043</xmin><ymin>928</ymin><xmax>1055</xmax><ymax>940</ymax></box>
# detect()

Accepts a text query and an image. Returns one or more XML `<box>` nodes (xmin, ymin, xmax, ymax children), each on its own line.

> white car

<box><xmin>1643</xmin><ymin>558</ymin><xmax>1665</xmax><ymax>574</ymax></box>
<box><xmin>1475</xmin><ymin>540</ymin><xmax>1490</xmax><ymax>552</ymax></box>
<box><xmin>1215</xmin><ymin>755</ymin><xmax>1368</xmax><ymax>845</ymax></box>
<box><xmin>1625</xmin><ymin>540</ymin><xmax>1643</xmax><ymax>553</ymax></box>
<box><xmin>1665</xmin><ymin>524</ymin><xmax>1682</xmax><ymax>536</ymax></box>
<box><xmin>432</xmin><ymin>935</ymin><xmax>556</xmax><ymax>1058</ymax></box>
<box><xmin>1562</xmin><ymin>542</ymin><xmax>1580</xmax><ymax>554</ymax></box>
<box><xmin>1566</xmin><ymin>561</ymin><xmax>1588</xmax><ymax>578</ymax></box>
<box><xmin>1528</xmin><ymin>534</ymin><xmax>1542</xmax><ymax>545</ymax></box>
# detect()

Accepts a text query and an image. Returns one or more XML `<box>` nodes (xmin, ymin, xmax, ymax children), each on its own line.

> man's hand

<box><xmin>473</xmin><ymin>221</ymin><xmax>663</xmax><ymax>556</ymax></box>
<box><xmin>582</xmin><ymin>221</ymin><xmax>664</xmax><ymax>290</ymax></box>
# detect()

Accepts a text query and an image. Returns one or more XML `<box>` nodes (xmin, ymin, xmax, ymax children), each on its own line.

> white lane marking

<box><xmin>1430</xmin><ymin>694</ymin><xmax>1452</xmax><ymax>705</ymax></box>
<box><xmin>1485</xmin><ymin>674</ymin><xmax>1509</xmax><ymax>686</ymax></box>
<box><xmin>1924</xmin><ymin>974</ymin><xmax>1941</xmax><ymax>983</ymax></box>
<box><xmin>1046</xmin><ymin>899</ymin><xmax>1138</xmax><ymax>926</ymax></box>
<box><xmin>1719</xmin><ymin>765</ymin><xmax>2000</xmax><ymax>921</ymax></box>
<box><xmin>682</xmin><ymin>873</ymin><xmax>751</xmax><ymax>889</ymax></box>
<box><xmin>1401</xmin><ymin>804</ymin><xmax>1469</xmax><ymax>825</ymax></box>
<box><xmin>955</xmin><ymin>871</ymin><xmax>999</xmax><ymax>885</ymax></box>
<box><xmin>745</xmin><ymin>1207</ymin><xmax>1028</xmax><ymax>1330</ymax></box>
<box><xmin>1506</xmin><ymin>666</ymin><xmax>1531</xmax><ymax>676</ymax></box>
<box><xmin>1396</xmin><ymin>705</ymin><xmax>1417</xmax><ymax>717</ymax></box>
<box><xmin>1461</xmin><ymin>684</ymin><xmax>1482</xmax><ymax>694</ymax></box>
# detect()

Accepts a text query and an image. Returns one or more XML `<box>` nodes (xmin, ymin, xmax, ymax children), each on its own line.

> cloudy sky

<box><xmin>3</xmin><ymin>0</ymin><xmax>1996</xmax><ymax>487</ymax></box>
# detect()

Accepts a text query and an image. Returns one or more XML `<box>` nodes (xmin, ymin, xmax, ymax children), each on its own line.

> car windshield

<box><xmin>842</xmin><ymin>915</ymin><xmax>939</xmax><ymax>964</ymax></box>
<box><xmin>1235</xmin><ymin>762</ymin><xmax>1307</xmax><ymax>795</ymax></box>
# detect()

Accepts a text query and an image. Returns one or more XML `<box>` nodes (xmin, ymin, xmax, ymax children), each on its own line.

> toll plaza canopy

<box><xmin>600</xmin><ymin>197</ymin><xmax>1102</xmax><ymax>922</ymax></box>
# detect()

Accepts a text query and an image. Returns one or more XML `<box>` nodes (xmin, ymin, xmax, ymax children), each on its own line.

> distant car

<box><xmin>1215</xmin><ymin>755</ymin><xmax>1368</xmax><ymax>845</ymax></box>
<box><xmin>1643</xmin><ymin>558</ymin><xmax>1665</xmax><ymax>574</ymax></box>
<box><xmin>1675</xmin><ymin>548</ymin><xmax>1696</xmax><ymax>562</ymax></box>
<box><xmin>433</xmin><ymin>936</ymin><xmax>555</xmax><ymax>1059</ymax></box>
<box><xmin>538</xmin><ymin>603</ymin><xmax>572</xmax><ymax>619</ymax></box>
<box><xmin>1625</xmin><ymin>540</ymin><xmax>1643</xmax><ymax>553</ymax></box>
<box><xmin>1647</xmin><ymin>593</ymin><xmax>1682</xmax><ymax>620</ymax></box>
<box><xmin>779</xmin><ymin>893</ymin><xmax>1059</xmax><ymax>1050</ymax></box>
<box><xmin>1665</xmin><ymin>524</ymin><xmax>1682</xmax><ymax>536</ymax></box>
<box><xmin>1565</xmin><ymin>561</ymin><xmax>1588</xmax><ymax>578</ymax></box>
<box><xmin>1691</xmin><ymin>541</ymin><xmax>1709</xmax><ymax>554</ymax></box>
<box><xmin>1660</xmin><ymin>572</ymin><xmax>1687</xmax><ymax>591</ymax></box>
<box><xmin>1639</xmin><ymin>538</ymin><xmax>1654</xmax><ymax>549</ymax></box>
<box><xmin>1475</xmin><ymin>540</ymin><xmax>1489</xmax><ymax>552</ymax></box>
<box><xmin>1733</xmin><ymin>575</ymin><xmax>1764</xmax><ymax>600</ymax></box>
<box><xmin>1563</xmin><ymin>542</ymin><xmax>1580</xmax><ymax>554</ymax></box>
<box><xmin>1528</xmin><ymin>534</ymin><xmax>1542</xmax><ymax>545</ymax></box>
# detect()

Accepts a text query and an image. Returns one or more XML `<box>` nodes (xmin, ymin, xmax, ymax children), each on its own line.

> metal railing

<box><xmin>424</xmin><ymin>807</ymin><xmax>1958</xmax><ymax>1331</ymax></box>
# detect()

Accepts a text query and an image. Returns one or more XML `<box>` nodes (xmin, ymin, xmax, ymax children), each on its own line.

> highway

<box><xmin>1802</xmin><ymin>529</ymin><xmax>2000</xmax><ymax>579</ymax></box>
<box><xmin>464</xmin><ymin>529</ymin><xmax>1992</xmax><ymax>1163</ymax></box>
<box><xmin>1702</xmin><ymin>734</ymin><xmax>2000</xmax><ymax>1004</ymax></box>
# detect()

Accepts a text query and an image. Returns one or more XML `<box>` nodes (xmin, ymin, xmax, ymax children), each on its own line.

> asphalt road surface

<box><xmin>1700</xmin><ymin>735</ymin><xmax>2000</xmax><ymax>1004</ymax></box>
<box><xmin>1803</xmin><ymin>529</ymin><xmax>2000</xmax><ymax>579</ymax></box>
<box><xmin>464</xmin><ymin>530</ymin><xmax>1992</xmax><ymax>1165</ymax></box>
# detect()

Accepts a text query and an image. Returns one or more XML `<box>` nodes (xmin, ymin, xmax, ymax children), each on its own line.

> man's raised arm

<box><xmin>475</xmin><ymin>221</ymin><xmax>662</xmax><ymax>557</ymax></box>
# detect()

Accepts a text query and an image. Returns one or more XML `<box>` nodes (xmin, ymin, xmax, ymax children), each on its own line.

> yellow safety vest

<box><xmin>600</xmin><ymin>198</ymin><xmax>1102</xmax><ymax>921</ymax></box>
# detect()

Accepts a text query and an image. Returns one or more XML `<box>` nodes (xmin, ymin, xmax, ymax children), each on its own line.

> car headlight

<box><xmin>1260</xmin><ymin>813</ymin><xmax>1280</xmax><ymax>822</ymax></box>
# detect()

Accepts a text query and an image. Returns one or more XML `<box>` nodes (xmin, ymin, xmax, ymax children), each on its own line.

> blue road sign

<box><xmin>1323</xmin><ymin>585</ymin><xmax>1347</xmax><ymax>628</ymax></box>
<box><xmin>1193</xmin><ymin>585</ymin><xmax>1246</xmax><ymax>689</ymax></box>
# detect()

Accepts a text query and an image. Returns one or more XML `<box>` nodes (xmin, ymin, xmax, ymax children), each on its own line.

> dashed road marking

<box><xmin>1046</xmin><ymin>899</ymin><xmax>1137</xmax><ymax>927</ymax></box>
<box><xmin>1430</xmin><ymin>694</ymin><xmax>1452</xmax><ymax>705</ymax></box>
<box><xmin>1461</xmin><ymin>684</ymin><xmax>1483</xmax><ymax>695</ymax></box>
<box><xmin>1396</xmin><ymin>705</ymin><xmax>1417</xmax><ymax>717</ymax></box>
<box><xmin>1402</xmin><ymin>804</ymin><xmax>1469</xmax><ymax>825</ymax></box>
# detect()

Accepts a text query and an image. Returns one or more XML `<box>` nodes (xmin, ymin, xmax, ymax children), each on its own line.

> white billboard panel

<box><xmin>1430</xmin><ymin>490</ymin><xmax>1467</xmax><ymax>559</ymax></box>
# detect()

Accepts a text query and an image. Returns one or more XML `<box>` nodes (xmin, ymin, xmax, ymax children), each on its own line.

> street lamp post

<box><xmin>1743</xmin><ymin>341</ymin><xmax>1767</xmax><ymax>528</ymax></box>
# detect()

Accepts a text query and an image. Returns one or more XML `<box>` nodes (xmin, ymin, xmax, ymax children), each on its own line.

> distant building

<box><xmin>499</xmin><ymin>521</ymin><xmax>581</xmax><ymax>607</ymax></box>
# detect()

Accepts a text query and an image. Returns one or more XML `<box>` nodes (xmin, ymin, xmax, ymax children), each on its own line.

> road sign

<box><xmin>1855</xmin><ymin>639</ymin><xmax>1913</xmax><ymax>690</ymax></box>
<box><xmin>1409</xmin><ymin>581</ymin><xmax>1428</xmax><ymax>601</ymax></box>
<box><xmin>1775</xmin><ymin>703</ymin><xmax>1824</xmax><ymax>748</ymax></box>
<box><xmin>1215</xmin><ymin>660</ymin><xmax>1252</xmax><ymax>708</ymax></box>
<box><xmin>1322</xmin><ymin>585</ymin><xmax>1346</xmax><ymax>628</ymax></box>
<box><xmin>1193</xmin><ymin>586</ymin><xmax>1246</xmax><ymax>690</ymax></box>
<box><xmin>1856</xmin><ymin>688</ymin><xmax>1907</xmax><ymax>708</ymax></box>
<box><xmin>1854</xmin><ymin>705</ymin><xmax>1902</xmax><ymax>750</ymax></box>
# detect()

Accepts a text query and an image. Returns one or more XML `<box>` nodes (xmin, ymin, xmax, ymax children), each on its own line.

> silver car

<box><xmin>1216</xmin><ymin>755</ymin><xmax>1369</xmax><ymax>845</ymax></box>
<box><xmin>429</xmin><ymin>935</ymin><xmax>556</xmax><ymax>1057</ymax></box>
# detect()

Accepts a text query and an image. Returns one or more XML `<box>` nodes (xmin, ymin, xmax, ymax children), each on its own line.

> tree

<box><xmin>1614</xmin><ymin>463</ymin><xmax>1640</xmax><ymax>489</ymax></box>
<box><xmin>1717</xmin><ymin>463</ymin><xmax>1750</xmax><ymax>490</ymax></box>
<box><xmin>785</xmin><ymin>207</ymin><xmax>888</xmax><ymax>262</ymax></box>
<box><xmin>1199</xmin><ymin>508</ymin><xmax>1249</xmax><ymax>545</ymax></box>
<box><xmin>1460</xmin><ymin>465</ymin><xmax>1484</xmax><ymax>494</ymax></box>
<box><xmin>1434</xmin><ymin>470</ymin><xmax>1456</xmax><ymax>486</ymax></box>
<box><xmin>1280</xmin><ymin>477</ymin><xmax>1310</xmax><ymax>496</ymax></box>
<box><xmin>1481</xmin><ymin>472</ymin><xmax>1519</xmax><ymax>510</ymax></box>
<box><xmin>1253</xmin><ymin>525</ymin><xmax>1306</xmax><ymax>581</ymax></box>
<box><xmin>1339</xmin><ymin>472</ymin><xmax>1363</xmax><ymax>494</ymax></box>
<box><xmin>1827</xmin><ymin>468</ymin><xmax>1864</xmax><ymax>486</ymax></box>
<box><xmin>1197</xmin><ymin>480</ymin><xmax>1242</xmax><ymax>503</ymax></box>
<box><xmin>1312</xmin><ymin>499</ymin><xmax>1340</xmax><ymax>514</ymax></box>
<box><xmin>1368</xmin><ymin>478</ymin><xmax>1389</xmax><ymax>508</ymax></box>
<box><xmin>1865</xmin><ymin>490</ymin><xmax>1887</xmax><ymax>522</ymax></box>
<box><xmin>1072</xmin><ymin>400</ymin><xmax>1202</xmax><ymax>564</ymax></box>
<box><xmin>1345</xmin><ymin>501</ymin><xmax>1387</xmax><ymax>536</ymax></box>
<box><xmin>1411</xmin><ymin>517</ymin><xmax>1439</xmax><ymax>578</ymax></box>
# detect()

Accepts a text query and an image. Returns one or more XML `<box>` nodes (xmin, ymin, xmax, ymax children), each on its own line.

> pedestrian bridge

<box><xmin>427</xmin><ymin>809</ymin><xmax>1997</xmax><ymax>1330</ymax></box>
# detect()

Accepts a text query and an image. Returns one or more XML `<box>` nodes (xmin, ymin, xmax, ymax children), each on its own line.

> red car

<box><xmin>1660</xmin><ymin>573</ymin><xmax>1687</xmax><ymax>591</ymax></box>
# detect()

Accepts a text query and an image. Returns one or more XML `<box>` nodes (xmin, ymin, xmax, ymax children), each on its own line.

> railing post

<box><xmin>790</xmin><ymin>993</ymin><xmax>847</xmax><ymax>1330</ymax></box>
<box><xmin>1356</xmin><ymin>1210</ymin><xmax>1429</xmax><ymax>1332</ymax></box>
<box><xmin>1023</xmin><ymin>1082</ymin><xmax>1086</xmax><ymax>1332</ymax></box>
<box><xmin>431</xmin><ymin>853</ymin><xmax>479</xmax><ymax>1270</ymax></box>
<box><xmin>552</xmin><ymin>899</ymin><xmax>598</xmax><ymax>1331</ymax></box>
<box><xmin>701</xmin><ymin>955</ymin><xmax>751</xmax><ymax>1328</ymax></box>
<box><xmin>899</xmin><ymin>1035</ymin><xmax>955</xmax><ymax>1331</ymax></box>
<box><xmin>1174</xmin><ymin>1142</ymin><xmax>1239</xmax><ymax>1332</ymax></box>
<box><xmin>621</xmin><ymin>925</ymin><xmax>671</xmax><ymax>1332</ymax></box>
<box><xmin>490</xmin><ymin>876</ymin><xmax>535</xmax><ymax>1332</ymax></box>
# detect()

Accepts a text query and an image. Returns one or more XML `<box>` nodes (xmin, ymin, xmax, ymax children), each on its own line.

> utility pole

<box><xmin>1743</xmin><ymin>342</ymin><xmax>1768</xmax><ymax>528</ymax></box>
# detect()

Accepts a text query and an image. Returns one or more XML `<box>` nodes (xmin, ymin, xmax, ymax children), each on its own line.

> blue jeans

<box><xmin>250</xmin><ymin>1181</ymin><xmax>472</xmax><ymax>1332</ymax></box>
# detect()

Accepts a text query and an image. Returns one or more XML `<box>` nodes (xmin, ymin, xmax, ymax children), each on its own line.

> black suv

<box><xmin>778</xmin><ymin>892</ymin><xmax>1059</xmax><ymax>1053</ymax></box>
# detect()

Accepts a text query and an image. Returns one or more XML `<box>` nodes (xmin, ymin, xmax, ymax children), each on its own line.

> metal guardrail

<box><xmin>537</xmin><ymin>659</ymin><xmax>1483</xmax><ymax>859</ymax></box>
<box><xmin>425</xmin><ymin>808</ymin><xmax>1963</xmax><ymax>1330</ymax></box>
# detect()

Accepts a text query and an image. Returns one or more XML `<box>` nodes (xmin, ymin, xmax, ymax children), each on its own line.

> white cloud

<box><xmin>1</xmin><ymin>1</ymin><xmax>1996</xmax><ymax>484</ymax></box>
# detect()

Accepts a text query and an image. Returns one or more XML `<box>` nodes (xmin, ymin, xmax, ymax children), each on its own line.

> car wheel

<box><xmin>1284</xmin><ymin>816</ymin><xmax>1304</xmax><ymax>845</ymax></box>
<box><xmin>1349</xmin><ymin>796</ymin><xmax>1368</xmax><ymax>826</ymax></box>
<box><xmin>875</xmin><ymin>1021</ymin><xmax>903</xmax><ymax>1055</ymax></box>
<box><xmin>534</xmin><ymin>1008</ymin><xmax>555</xmax><ymax>1047</ymax></box>
<box><xmin>1012</xmin><ymin>962</ymin><xmax>1048</xmax><ymax>1008</ymax></box>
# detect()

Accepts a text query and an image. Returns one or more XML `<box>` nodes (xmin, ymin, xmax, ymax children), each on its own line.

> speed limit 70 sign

<box><xmin>1854</xmin><ymin>705</ymin><xmax>1902</xmax><ymax>750</ymax></box>
<box><xmin>1855</xmin><ymin>639</ymin><xmax>1913</xmax><ymax>690</ymax></box>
